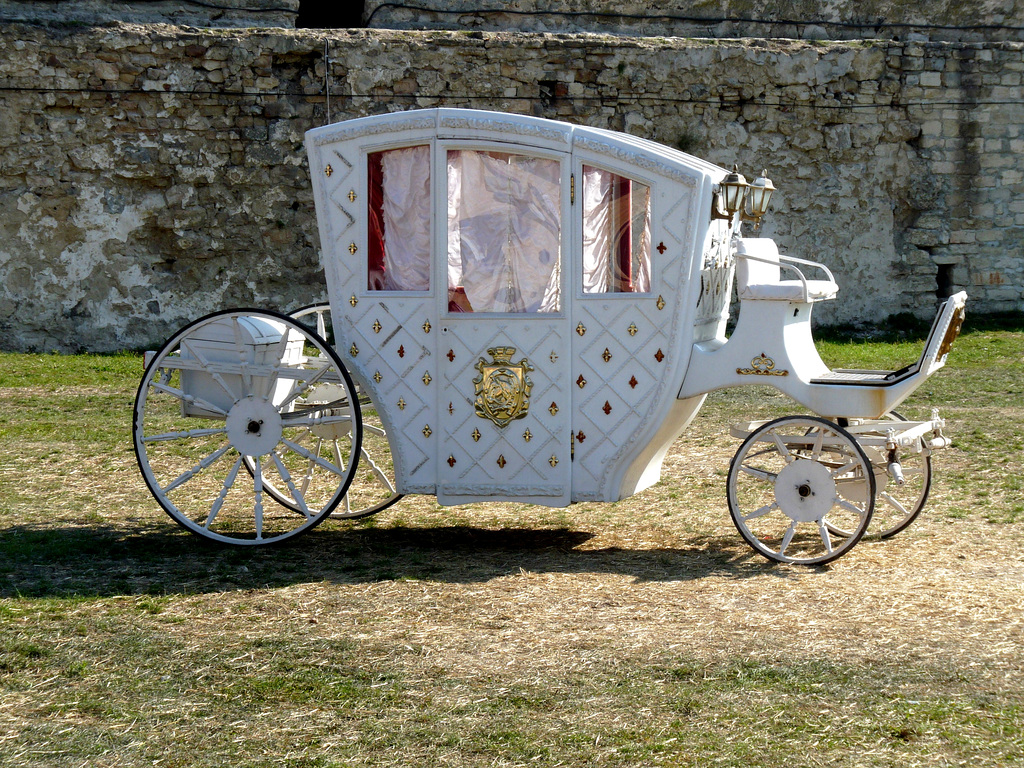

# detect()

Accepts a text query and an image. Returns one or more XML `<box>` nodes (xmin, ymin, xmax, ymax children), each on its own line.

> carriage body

<box><xmin>305</xmin><ymin>108</ymin><xmax>734</xmax><ymax>506</ymax></box>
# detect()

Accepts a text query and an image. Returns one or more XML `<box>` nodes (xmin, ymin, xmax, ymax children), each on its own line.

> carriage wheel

<box><xmin>133</xmin><ymin>309</ymin><xmax>362</xmax><ymax>545</ymax></box>
<box><xmin>727</xmin><ymin>416</ymin><xmax>875</xmax><ymax>565</ymax></box>
<box><xmin>281</xmin><ymin>303</ymin><xmax>402</xmax><ymax>519</ymax></box>
<box><xmin>826</xmin><ymin>412</ymin><xmax>932</xmax><ymax>540</ymax></box>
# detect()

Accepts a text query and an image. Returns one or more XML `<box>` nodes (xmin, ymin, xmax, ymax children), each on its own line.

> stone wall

<box><xmin>1</xmin><ymin>21</ymin><xmax>1022</xmax><ymax>351</ymax></box>
<box><xmin>364</xmin><ymin>1</ymin><xmax>1024</xmax><ymax>42</ymax></box>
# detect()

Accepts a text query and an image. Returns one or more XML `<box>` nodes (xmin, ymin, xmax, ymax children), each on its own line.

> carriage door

<box><xmin>436</xmin><ymin>145</ymin><xmax>573</xmax><ymax>507</ymax></box>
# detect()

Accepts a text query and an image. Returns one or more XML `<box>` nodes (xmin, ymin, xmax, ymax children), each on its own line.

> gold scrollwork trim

<box><xmin>737</xmin><ymin>353</ymin><xmax>789</xmax><ymax>377</ymax></box>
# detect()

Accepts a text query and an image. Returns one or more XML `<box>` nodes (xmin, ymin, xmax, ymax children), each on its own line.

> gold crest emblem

<box><xmin>473</xmin><ymin>347</ymin><xmax>534</xmax><ymax>428</ymax></box>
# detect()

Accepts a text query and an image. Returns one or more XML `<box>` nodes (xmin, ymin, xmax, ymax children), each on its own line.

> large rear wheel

<box><xmin>133</xmin><ymin>309</ymin><xmax>362</xmax><ymax>545</ymax></box>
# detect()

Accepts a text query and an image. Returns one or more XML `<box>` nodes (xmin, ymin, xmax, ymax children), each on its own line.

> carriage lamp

<box><xmin>744</xmin><ymin>170</ymin><xmax>775</xmax><ymax>223</ymax></box>
<box><xmin>712</xmin><ymin>165</ymin><xmax>748</xmax><ymax>220</ymax></box>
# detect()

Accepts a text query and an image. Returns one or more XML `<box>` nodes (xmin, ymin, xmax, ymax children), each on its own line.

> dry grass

<box><xmin>1</xmin><ymin>334</ymin><xmax>1023</xmax><ymax>767</ymax></box>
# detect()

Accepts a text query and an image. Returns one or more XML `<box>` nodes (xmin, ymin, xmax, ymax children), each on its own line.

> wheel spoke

<box><xmin>879</xmin><ymin>491</ymin><xmax>910</xmax><ymax>515</ymax></box>
<box><xmin>743</xmin><ymin>501</ymin><xmax>778</xmax><ymax>521</ymax></box>
<box><xmin>360</xmin><ymin>446</ymin><xmax>397</xmax><ymax>493</ymax></box>
<box><xmin>836</xmin><ymin>498</ymin><xmax>867</xmax><ymax>517</ymax></box>
<box><xmin>809</xmin><ymin>427</ymin><xmax>825</xmax><ymax>461</ymax></box>
<box><xmin>144</xmin><ymin>426</ymin><xmax>228</xmax><ymax>443</ymax></box>
<box><xmin>769</xmin><ymin>430</ymin><xmax>794</xmax><ymax>463</ymax></box>
<box><xmin>271</xmin><ymin>451</ymin><xmax>311</xmax><ymax>518</ymax></box>
<box><xmin>276</xmin><ymin>364</ymin><xmax>335</xmax><ymax>411</ymax></box>
<box><xmin>830</xmin><ymin>459</ymin><xmax>859</xmax><ymax>479</ymax></box>
<box><xmin>205</xmin><ymin>456</ymin><xmax>243</xmax><ymax>528</ymax></box>
<box><xmin>162</xmin><ymin>443</ymin><xmax>233</xmax><ymax>493</ymax></box>
<box><xmin>150</xmin><ymin>380</ymin><xmax>229</xmax><ymax>417</ymax></box>
<box><xmin>739</xmin><ymin>463</ymin><xmax>776</xmax><ymax>482</ymax></box>
<box><xmin>778</xmin><ymin>521</ymin><xmax>797</xmax><ymax>555</ymax></box>
<box><xmin>333</xmin><ymin>438</ymin><xmax>347</xmax><ymax>474</ymax></box>
<box><xmin>817</xmin><ymin>521</ymin><xmax>834</xmax><ymax>554</ymax></box>
<box><xmin>281</xmin><ymin>437</ymin><xmax>345</xmax><ymax>476</ymax></box>
<box><xmin>253</xmin><ymin>457</ymin><xmax>264</xmax><ymax>540</ymax></box>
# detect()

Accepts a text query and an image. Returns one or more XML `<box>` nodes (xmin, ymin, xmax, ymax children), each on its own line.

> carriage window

<box><xmin>367</xmin><ymin>145</ymin><xmax>431</xmax><ymax>291</ymax></box>
<box><xmin>582</xmin><ymin>166</ymin><xmax>651</xmax><ymax>293</ymax></box>
<box><xmin>446</xmin><ymin>149</ymin><xmax>561</xmax><ymax>313</ymax></box>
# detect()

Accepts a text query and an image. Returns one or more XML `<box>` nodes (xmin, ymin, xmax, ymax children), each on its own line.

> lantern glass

<box><xmin>720</xmin><ymin>166</ymin><xmax>748</xmax><ymax>215</ymax></box>
<box><xmin>746</xmin><ymin>170</ymin><xmax>775</xmax><ymax>219</ymax></box>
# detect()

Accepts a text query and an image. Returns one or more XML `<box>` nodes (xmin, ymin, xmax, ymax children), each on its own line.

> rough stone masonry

<box><xmin>0</xmin><ymin>22</ymin><xmax>1021</xmax><ymax>351</ymax></box>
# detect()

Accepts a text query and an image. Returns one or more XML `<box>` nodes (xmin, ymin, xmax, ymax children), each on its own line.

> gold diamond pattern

<box><xmin>397</xmin><ymin>398</ymin><xmax>406</xmax><ymax>411</ymax></box>
<box><xmin>472</xmin><ymin>428</ymin><xmax>481</xmax><ymax>442</ymax></box>
<box><xmin>628</xmin><ymin>323</ymin><xmax>638</xmax><ymax>336</ymax></box>
<box><xmin>422</xmin><ymin>371</ymin><xmax>432</xmax><ymax>386</ymax></box>
<box><xmin>496</xmin><ymin>455</ymin><xmax>507</xmax><ymax>469</ymax></box>
<box><xmin>349</xmin><ymin>294</ymin><xmax>358</xmax><ymax>307</ymax></box>
<box><xmin>549</xmin><ymin>402</ymin><xmax>558</xmax><ymax>416</ymax></box>
<box><xmin>325</xmin><ymin>164</ymin><xmax>333</xmax><ymax>177</ymax></box>
<box><xmin>523</xmin><ymin>428</ymin><xmax>532</xmax><ymax>442</ymax></box>
<box><xmin>576</xmin><ymin>322</ymin><xmax>586</xmax><ymax>336</ymax></box>
<box><xmin>422</xmin><ymin>320</ymin><xmax>431</xmax><ymax>333</ymax></box>
<box><xmin>422</xmin><ymin>425</ymin><xmax>432</xmax><ymax>438</ymax></box>
<box><xmin>349</xmin><ymin>343</ymin><xmax>358</xmax><ymax>357</ymax></box>
<box><xmin>347</xmin><ymin>189</ymin><xmax>357</xmax><ymax>202</ymax></box>
<box><xmin>602</xmin><ymin>348</ymin><xmax>612</xmax><ymax>363</ymax></box>
<box><xmin>372</xmin><ymin>319</ymin><xmax>382</xmax><ymax>333</ymax></box>
<box><xmin>576</xmin><ymin>374</ymin><xmax>586</xmax><ymax>389</ymax></box>
<box><xmin>373</xmin><ymin>370</ymin><xmax>382</xmax><ymax>383</ymax></box>
<box><xmin>656</xmin><ymin>295</ymin><xmax>666</xmax><ymax>310</ymax></box>
<box><xmin>549</xmin><ymin>455</ymin><xmax>558</xmax><ymax>468</ymax></box>
<box><xmin>348</xmin><ymin>243</ymin><xmax>358</xmax><ymax>255</ymax></box>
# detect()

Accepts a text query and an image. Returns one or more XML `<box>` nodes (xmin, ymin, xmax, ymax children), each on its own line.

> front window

<box><xmin>582</xmin><ymin>166</ymin><xmax>651</xmax><ymax>293</ymax></box>
<box><xmin>446</xmin><ymin>149</ymin><xmax>561</xmax><ymax>313</ymax></box>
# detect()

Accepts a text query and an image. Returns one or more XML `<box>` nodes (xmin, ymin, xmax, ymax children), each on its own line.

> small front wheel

<box><xmin>133</xmin><ymin>309</ymin><xmax>362</xmax><ymax>545</ymax></box>
<box><xmin>728</xmin><ymin>416</ymin><xmax>875</xmax><ymax>565</ymax></box>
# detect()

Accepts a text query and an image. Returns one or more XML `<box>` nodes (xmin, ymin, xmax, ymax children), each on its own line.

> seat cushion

<box><xmin>739</xmin><ymin>279</ymin><xmax>839</xmax><ymax>302</ymax></box>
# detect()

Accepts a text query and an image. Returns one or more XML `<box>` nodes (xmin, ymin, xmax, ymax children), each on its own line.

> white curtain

<box><xmin>447</xmin><ymin>150</ymin><xmax>561</xmax><ymax>313</ymax></box>
<box><xmin>381</xmin><ymin>146</ymin><xmax>431</xmax><ymax>291</ymax></box>
<box><xmin>582</xmin><ymin>165</ymin><xmax>613</xmax><ymax>293</ymax></box>
<box><xmin>581</xmin><ymin>166</ymin><xmax>651</xmax><ymax>294</ymax></box>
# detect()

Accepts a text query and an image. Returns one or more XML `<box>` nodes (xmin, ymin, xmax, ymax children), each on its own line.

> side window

<box><xmin>446</xmin><ymin>149</ymin><xmax>561</xmax><ymax>313</ymax></box>
<box><xmin>582</xmin><ymin>166</ymin><xmax>651</xmax><ymax>294</ymax></box>
<box><xmin>367</xmin><ymin>145</ymin><xmax>431</xmax><ymax>291</ymax></box>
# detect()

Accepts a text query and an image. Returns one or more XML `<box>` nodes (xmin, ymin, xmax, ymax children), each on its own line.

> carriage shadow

<box><xmin>0</xmin><ymin>522</ymin><xmax>786</xmax><ymax>599</ymax></box>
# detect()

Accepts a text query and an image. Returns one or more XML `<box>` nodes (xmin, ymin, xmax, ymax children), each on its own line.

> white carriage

<box><xmin>133</xmin><ymin>109</ymin><xmax>966</xmax><ymax>564</ymax></box>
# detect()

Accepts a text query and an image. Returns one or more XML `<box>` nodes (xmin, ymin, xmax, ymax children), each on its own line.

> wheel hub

<box><xmin>774</xmin><ymin>459</ymin><xmax>837</xmax><ymax>522</ymax></box>
<box><xmin>226</xmin><ymin>396</ymin><xmax>283</xmax><ymax>457</ymax></box>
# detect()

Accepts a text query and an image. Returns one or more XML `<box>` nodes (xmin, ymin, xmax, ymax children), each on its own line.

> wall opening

<box><xmin>297</xmin><ymin>2</ymin><xmax>364</xmax><ymax>28</ymax></box>
<box><xmin>937</xmin><ymin>262</ymin><xmax>954</xmax><ymax>300</ymax></box>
